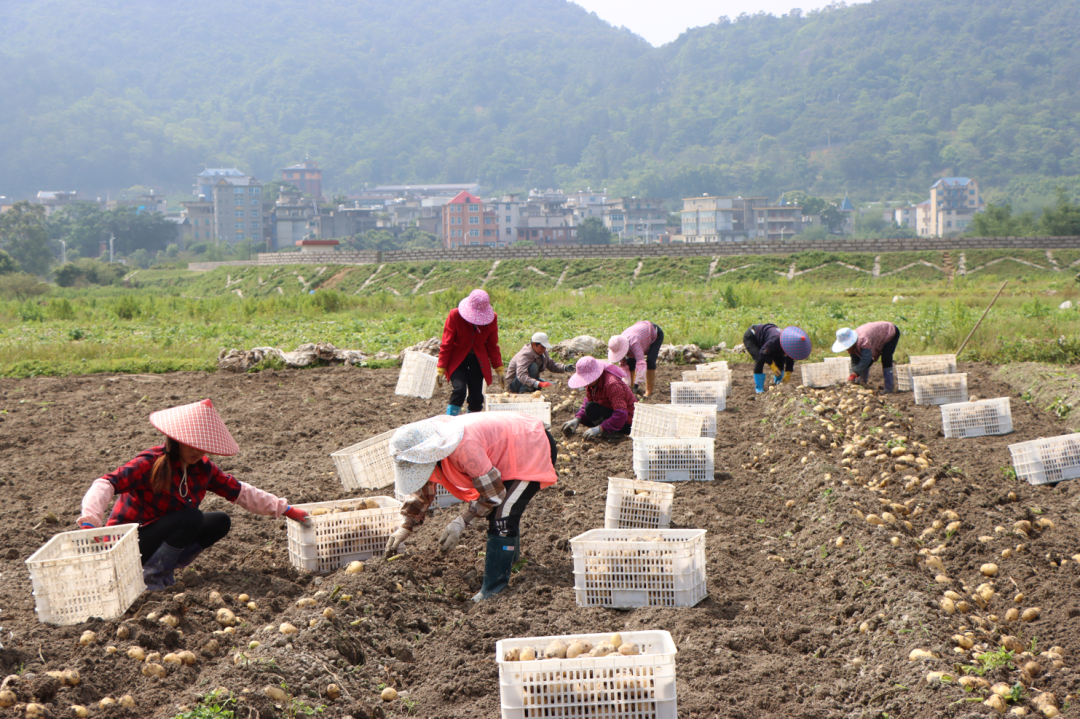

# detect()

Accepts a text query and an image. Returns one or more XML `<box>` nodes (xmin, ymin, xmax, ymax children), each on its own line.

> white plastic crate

<box><xmin>695</xmin><ymin>360</ymin><xmax>728</xmax><ymax>371</ymax></box>
<box><xmin>286</xmin><ymin>496</ymin><xmax>402</xmax><ymax>572</ymax></box>
<box><xmin>331</xmin><ymin>431</ymin><xmax>396</xmax><ymax>490</ymax></box>
<box><xmin>913</xmin><ymin>373</ymin><xmax>968</xmax><ymax>405</ymax></box>
<box><xmin>896</xmin><ymin>360</ymin><xmax>956</xmax><ymax>391</ymax></box>
<box><xmin>571</xmin><ymin>529</ymin><xmax>707</xmax><ymax>608</ymax></box>
<box><xmin>394</xmin><ymin>351</ymin><xmax>438</xmax><ymax>399</ymax></box>
<box><xmin>395</xmin><ymin>484</ymin><xmax>463</xmax><ymax>509</ymax></box>
<box><xmin>25</xmin><ymin>524</ymin><xmax>145</xmax><ymax>626</ymax></box>
<box><xmin>941</xmin><ymin>397</ymin><xmax>1013</xmax><ymax>438</ymax></box>
<box><xmin>801</xmin><ymin>362</ymin><xmax>849</xmax><ymax>388</ymax></box>
<box><xmin>1009</xmin><ymin>434</ymin><xmax>1080</xmax><ymax>485</ymax></box>
<box><xmin>911</xmin><ymin>354</ymin><xmax>957</xmax><ymax>365</ymax></box>
<box><xmin>824</xmin><ymin>356</ymin><xmax>850</xmax><ymax>365</ymax></box>
<box><xmin>486</xmin><ymin>401</ymin><xmax>552</xmax><ymax>427</ymax></box>
<box><xmin>632</xmin><ymin>437</ymin><xmax>714</xmax><ymax>482</ymax></box>
<box><xmin>629</xmin><ymin>404</ymin><xmax>705</xmax><ymax>440</ymax></box>
<box><xmin>681</xmin><ymin>369</ymin><xmax>731</xmax><ymax>385</ymax></box>
<box><xmin>667</xmin><ymin>404</ymin><xmax>717</xmax><ymax>438</ymax></box>
<box><xmin>489</xmin><ymin>394</ymin><xmax>547</xmax><ymax>404</ymax></box>
<box><xmin>604</xmin><ymin>477</ymin><xmax>675</xmax><ymax>529</ymax></box>
<box><xmin>670</xmin><ymin>381</ymin><xmax>726</xmax><ymax>409</ymax></box>
<box><xmin>496</xmin><ymin>630</ymin><xmax>678</xmax><ymax>719</ymax></box>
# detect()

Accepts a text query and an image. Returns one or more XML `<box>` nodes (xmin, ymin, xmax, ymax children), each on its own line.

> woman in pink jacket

<box><xmin>78</xmin><ymin>399</ymin><xmax>311</xmax><ymax>591</ymax></box>
<box><xmin>384</xmin><ymin>412</ymin><xmax>558</xmax><ymax>602</ymax></box>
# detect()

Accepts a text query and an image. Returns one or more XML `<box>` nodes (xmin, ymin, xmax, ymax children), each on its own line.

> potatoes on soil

<box><xmin>126</xmin><ymin>646</ymin><xmax>146</xmax><ymax>662</ymax></box>
<box><xmin>326</xmin><ymin>684</ymin><xmax>341</xmax><ymax>700</ymax></box>
<box><xmin>78</xmin><ymin>630</ymin><xmax>96</xmax><ymax>646</ymax></box>
<box><xmin>98</xmin><ymin>698</ymin><xmax>116</xmax><ymax>708</ymax></box>
<box><xmin>119</xmin><ymin>696</ymin><xmax>135</xmax><ymax>708</ymax></box>
<box><xmin>71</xmin><ymin>706</ymin><xmax>89</xmax><ymax>718</ymax></box>
<box><xmin>216</xmin><ymin>608</ymin><xmax>237</xmax><ymax>627</ymax></box>
<box><xmin>142</xmin><ymin>663</ymin><xmax>166</xmax><ymax>679</ymax></box>
<box><xmin>265</xmin><ymin>686</ymin><xmax>288</xmax><ymax>703</ymax></box>
<box><xmin>280</xmin><ymin>623</ymin><xmax>299</xmax><ymax>635</ymax></box>
<box><xmin>381</xmin><ymin>687</ymin><xmax>398</xmax><ymax>702</ymax></box>
<box><xmin>345</xmin><ymin>561</ymin><xmax>364</xmax><ymax>574</ymax></box>
<box><xmin>0</xmin><ymin>691</ymin><xmax>14</xmax><ymax>708</ymax></box>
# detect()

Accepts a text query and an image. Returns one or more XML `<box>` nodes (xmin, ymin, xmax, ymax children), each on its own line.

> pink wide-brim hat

<box><xmin>149</xmin><ymin>399</ymin><xmax>240</xmax><ymax>456</ymax></box>
<box><xmin>607</xmin><ymin>335</ymin><xmax>629</xmax><ymax>363</ymax></box>
<box><xmin>458</xmin><ymin>289</ymin><xmax>495</xmax><ymax>325</ymax></box>
<box><xmin>568</xmin><ymin>356</ymin><xmax>626</xmax><ymax>389</ymax></box>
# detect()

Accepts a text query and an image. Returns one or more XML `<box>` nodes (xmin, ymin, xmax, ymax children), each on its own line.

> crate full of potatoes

<box><xmin>496</xmin><ymin>630</ymin><xmax>678</xmax><ymax>719</ymax></box>
<box><xmin>286</xmin><ymin>497</ymin><xmax>402</xmax><ymax>572</ymax></box>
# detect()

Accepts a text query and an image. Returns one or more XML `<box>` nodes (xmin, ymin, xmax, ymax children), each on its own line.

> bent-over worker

<box><xmin>561</xmin><ymin>356</ymin><xmax>636</xmax><ymax>439</ymax></box>
<box><xmin>437</xmin><ymin>289</ymin><xmax>504</xmax><ymax>415</ymax></box>
<box><xmin>743</xmin><ymin>324</ymin><xmax>812</xmax><ymax>393</ymax></box>
<box><xmin>384</xmin><ymin>413</ymin><xmax>558</xmax><ymax>602</ymax></box>
<box><xmin>504</xmin><ymin>332</ymin><xmax>571</xmax><ymax>393</ymax></box>
<box><xmin>77</xmin><ymin>399</ymin><xmax>311</xmax><ymax>591</ymax></box>
<box><xmin>607</xmin><ymin>320</ymin><xmax>664</xmax><ymax>397</ymax></box>
<box><xmin>832</xmin><ymin>322</ymin><xmax>901</xmax><ymax>393</ymax></box>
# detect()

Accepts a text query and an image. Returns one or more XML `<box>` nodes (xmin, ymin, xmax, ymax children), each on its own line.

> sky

<box><xmin>572</xmin><ymin>0</ymin><xmax>871</xmax><ymax>46</ymax></box>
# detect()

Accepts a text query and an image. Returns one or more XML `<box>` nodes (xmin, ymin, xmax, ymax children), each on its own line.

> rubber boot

<box><xmin>859</xmin><ymin>368</ymin><xmax>870</xmax><ymax>385</ymax></box>
<box><xmin>142</xmin><ymin>543</ymin><xmax>183</xmax><ymax>592</ymax></box>
<box><xmin>645</xmin><ymin>369</ymin><xmax>656</xmax><ymax>398</ymax></box>
<box><xmin>753</xmin><ymin>373</ymin><xmax>766</xmax><ymax>394</ymax></box>
<box><xmin>166</xmin><ymin>542</ymin><xmax>204</xmax><ymax>587</ymax></box>
<box><xmin>882</xmin><ymin>367</ymin><xmax>895</xmax><ymax>394</ymax></box>
<box><xmin>446</xmin><ymin>405</ymin><xmax>461</xmax><ymax>416</ymax></box>
<box><xmin>471</xmin><ymin>534</ymin><xmax>517</xmax><ymax>602</ymax></box>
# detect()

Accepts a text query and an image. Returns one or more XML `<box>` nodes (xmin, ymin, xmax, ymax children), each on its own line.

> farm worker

<box><xmin>76</xmin><ymin>399</ymin><xmax>312</xmax><ymax>591</ymax></box>
<box><xmin>384</xmin><ymin>413</ymin><xmax>558</xmax><ymax>602</ymax></box>
<box><xmin>607</xmin><ymin>320</ymin><xmax>664</xmax><ymax>397</ymax></box>
<box><xmin>561</xmin><ymin>356</ymin><xmax>636</xmax><ymax>439</ymax></box>
<box><xmin>504</xmin><ymin>331</ymin><xmax>571</xmax><ymax>393</ymax></box>
<box><xmin>743</xmin><ymin>324</ymin><xmax>812</xmax><ymax>393</ymax></box>
<box><xmin>832</xmin><ymin>322</ymin><xmax>901</xmax><ymax>393</ymax></box>
<box><xmin>437</xmin><ymin>289</ymin><xmax>504</xmax><ymax>415</ymax></box>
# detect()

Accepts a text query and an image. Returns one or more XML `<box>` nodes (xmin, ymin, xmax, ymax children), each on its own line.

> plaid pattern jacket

<box><xmin>400</xmin><ymin>466</ymin><xmax>505</xmax><ymax>529</ymax></box>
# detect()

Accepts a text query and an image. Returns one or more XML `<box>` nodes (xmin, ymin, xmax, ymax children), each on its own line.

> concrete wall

<box><xmin>188</xmin><ymin>236</ymin><xmax>1080</xmax><ymax>270</ymax></box>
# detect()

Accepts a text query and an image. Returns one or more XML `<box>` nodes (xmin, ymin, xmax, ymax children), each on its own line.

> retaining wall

<box><xmin>188</xmin><ymin>236</ymin><xmax>1080</xmax><ymax>270</ymax></box>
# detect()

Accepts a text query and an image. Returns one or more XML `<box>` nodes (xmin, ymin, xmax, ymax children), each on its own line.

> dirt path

<box><xmin>0</xmin><ymin>363</ymin><xmax>1078</xmax><ymax>718</ymax></box>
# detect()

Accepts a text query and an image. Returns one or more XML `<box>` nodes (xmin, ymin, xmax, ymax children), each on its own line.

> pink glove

<box><xmin>284</xmin><ymin>506</ymin><xmax>312</xmax><ymax>528</ymax></box>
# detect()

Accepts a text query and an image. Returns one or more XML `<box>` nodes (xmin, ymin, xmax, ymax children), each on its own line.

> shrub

<box><xmin>0</xmin><ymin>272</ymin><xmax>50</xmax><ymax>300</ymax></box>
<box><xmin>114</xmin><ymin>295</ymin><xmax>141</xmax><ymax>320</ymax></box>
<box><xmin>54</xmin><ymin>259</ymin><xmax>126</xmax><ymax>287</ymax></box>
<box><xmin>48</xmin><ymin>298</ymin><xmax>76</xmax><ymax>320</ymax></box>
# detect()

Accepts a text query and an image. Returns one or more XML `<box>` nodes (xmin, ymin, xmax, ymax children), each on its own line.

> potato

<box><xmin>265</xmin><ymin>686</ymin><xmax>288</xmax><ymax>703</ymax></box>
<box><xmin>326</xmin><ymin>684</ymin><xmax>341</xmax><ymax>700</ymax></box>
<box><xmin>176</xmin><ymin>650</ymin><xmax>196</xmax><ymax>665</ymax></box>
<box><xmin>116</xmin><ymin>625</ymin><xmax>130</xmax><ymax>640</ymax></box>
<box><xmin>119</xmin><ymin>695</ymin><xmax>135</xmax><ymax>708</ymax></box>
<box><xmin>216</xmin><ymin>608</ymin><xmax>237</xmax><ymax>627</ymax></box>
<box><xmin>0</xmin><ymin>691</ymin><xmax>14</xmax><ymax>708</ymax></box>
<box><xmin>279</xmin><ymin>623</ymin><xmax>298</xmax><ymax>635</ymax></box>
<box><xmin>1022</xmin><ymin>607</ymin><xmax>1041</xmax><ymax>622</ymax></box>
<box><xmin>503</xmin><ymin>648</ymin><xmax>520</xmax><ymax>662</ymax></box>
<box><xmin>141</xmin><ymin>663</ymin><xmax>166</xmax><ymax>679</ymax></box>
<box><xmin>956</xmin><ymin>601</ymin><xmax>971</xmax><ymax>614</ymax></box>
<box><xmin>618</xmin><ymin>643</ymin><xmax>639</xmax><ymax>656</ymax></box>
<box><xmin>1005</xmin><ymin>608</ymin><xmax>1019</xmax><ymax>622</ymax></box>
<box><xmin>519</xmin><ymin>646</ymin><xmax>536</xmax><ymax>661</ymax></box>
<box><xmin>311</xmin><ymin>508</ymin><xmax>330</xmax><ymax>516</ymax></box>
<box><xmin>1014</xmin><ymin>520</ymin><xmax>1033</xmax><ymax>535</ymax></box>
<box><xmin>980</xmin><ymin>563</ymin><xmax>999</xmax><ymax>577</ymax></box>
<box><xmin>46</xmin><ymin>670</ymin><xmax>80</xmax><ymax>687</ymax></box>
<box><xmin>590</xmin><ymin>643</ymin><xmax>617</xmax><ymax>657</ymax></box>
<box><xmin>565</xmin><ymin>642</ymin><xmax>587</xmax><ymax>659</ymax></box>
<box><xmin>866</xmin><ymin>514</ymin><xmax>884</xmax><ymax>526</ymax></box>
<box><xmin>908</xmin><ymin>649</ymin><xmax>937</xmax><ymax>661</ymax></box>
<box><xmin>160</xmin><ymin>614</ymin><xmax>180</xmax><ymax>628</ymax></box>
<box><xmin>26</xmin><ymin>703</ymin><xmax>46</xmax><ymax>717</ymax></box>
<box><xmin>944</xmin><ymin>590</ymin><xmax>962</xmax><ymax>601</ymax></box>
<box><xmin>163</xmin><ymin>653</ymin><xmax>182</xmax><ymax>665</ymax></box>
<box><xmin>381</xmin><ymin>687</ymin><xmax>398</xmax><ymax>702</ymax></box>
<box><xmin>345</xmin><ymin>561</ymin><xmax>364</xmax><ymax>574</ymax></box>
<box><xmin>146</xmin><ymin>652</ymin><xmax>161</xmax><ymax>663</ymax></box>
<box><xmin>127</xmin><ymin>646</ymin><xmax>145</xmax><ymax>662</ymax></box>
<box><xmin>99</xmin><ymin>698</ymin><xmax>116</xmax><ymax>708</ymax></box>
<box><xmin>985</xmin><ymin>694</ymin><xmax>1007</xmax><ymax>714</ymax></box>
<box><xmin>610</xmin><ymin>633</ymin><xmax>623</xmax><ymax>648</ymax></box>
<box><xmin>71</xmin><ymin>706</ymin><xmax>89</xmax><ymax>718</ymax></box>
<box><xmin>959</xmin><ymin>676</ymin><xmax>990</xmax><ymax>690</ymax></box>
<box><xmin>78</xmin><ymin>630</ymin><xmax>97</xmax><ymax>647</ymax></box>
<box><xmin>953</xmin><ymin>635</ymin><xmax>974</xmax><ymax>650</ymax></box>
<box><xmin>1023</xmin><ymin>661</ymin><xmax>1042</xmax><ymax>678</ymax></box>
<box><xmin>297</xmin><ymin>598</ymin><xmax>317</xmax><ymax>608</ymax></box>
<box><xmin>105</xmin><ymin>646</ymin><xmax>117</xmax><ymax>655</ymax></box>
<box><xmin>308</xmin><ymin>619</ymin><xmax>319</xmax><ymax>628</ymax></box>
<box><xmin>545</xmin><ymin>640</ymin><xmax>568</xmax><ymax>659</ymax></box>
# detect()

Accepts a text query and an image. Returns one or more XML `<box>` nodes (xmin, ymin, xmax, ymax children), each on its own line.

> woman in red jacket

<box><xmin>437</xmin><ymin>289</ymin><xmax>505</xmax><ymax>415</ymax></box>
<box><xmin>77</xmin><ymin>399</ymin><xmax>311</xmax><ymax>591</ymax></box>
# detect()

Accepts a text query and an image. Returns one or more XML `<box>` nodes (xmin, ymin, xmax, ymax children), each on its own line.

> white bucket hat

<box><xmin>389</xmin><ymin>418</ymin><xmax>465</xmax><ymax>496</ymax></box>
<box><xmin>531</xmin><ymin>332</ymin><xmax>552</xmax><ymax>349</ymax></box>
<box><xmin>832</xmin><ymin>327</ymin><xmax>858</xmax><ymax>353</ymax></box>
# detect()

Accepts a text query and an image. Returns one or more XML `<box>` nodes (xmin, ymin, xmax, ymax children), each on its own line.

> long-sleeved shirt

<box><xmin>747</xmin><ymin>323</ymin><xmax>794</xmax><ymax>375</ymax></box>
<box><xmin>576</xmin><ymin>370</ymin><xmax>636</xmax><ymax>433</ymax></box>
<box><xmin>848</xmin><ymin>321</ymin><xmax>899</xmax><ymax>373</ymax></box>
<box><xmin>618</xmin><ymin>321</ymin><xmax>658</xmax><ymax>374</ymax></box>
<box><xmin>438</xmin><ymin>308</ymin><xmax>503</xmax><ymax>383</ymax></box>
<box><xmin>504</xmin><ymin>344</ymin><xmax>570</xmax><ymax>390</ymax></box>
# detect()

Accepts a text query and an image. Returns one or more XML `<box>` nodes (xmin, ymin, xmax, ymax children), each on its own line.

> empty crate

<box><xmin>695</xmin><ymin>360</ymin><xmax>728</xmax><ymax>371</ymax></box>
<box><xmin>571</xmin><ymin>529</ymin><xmax>707</xmax><ymax>609</ymax></box>
<box><xmin>910</xmin><ymin>353</ymin><xmax>957</xmax><ymax>365</ymax></box>
<box><xmin>913</xmin><ymin>373</ymin><xmax>968</xmax><ymax>405</ymax></box>
<box><xmin>496</xmin><ymin>630</ymin><xmax>678</xmax><ymax>719</ymax></box>
<box><xmin>941</xmin><ymin>397</ymin><xmax>1013</xmax><ymax>438</ymax></box>
<box><xmin>25</xmin><ymin>524</ymin><xmax>145</xmax><ymax>626</ymax></box>
<box><xmin>630</xmin><ymin>404</ymin><xmax>705</xmax><ymax>440</ymax></box>
<box><xmin>824</xmin><ymin>356</ymin><xmax>851</xmax><ymax>365</ymax></box>
<box><xmin>632</xmin><ymin>437</ymin><xmax>714</xmax><ymax>482</ymax></box>
<box><xmin>670</xmin><ymin>381</ymin><xmax>726</xmax><ymax>409</ymax></box>
<box><xmin>331</xmin><ymin>431</ymin><xmax>396</xmax><ymax>490</ymax></box>
<box><xmin>488</xmin><ymin>394</ymin><xmax>547</xmax><ymax>404</ymax></box>
<box><xmin>486</xmin><ymin>401</ymin><xmax>552</xmax><ymax>427</ymax></box>
<box><xmin>801</xmin><ymin>362</ymin><xmax>849</xmax><ymax>388</ymax></box>
<box><xmin>286</xmin><ymin>497</ymin><xmax>403</xmax><ymax>572</ymax></box>
<box><xmin>681</xmin><ymin>369</ymin><xmax>731</xmax><ymax>385</ymax></box>
<box><xmin>896</xmin><ymin>359</ymin><xmax>956</xmax><ymax>391</ymax></box>
<box><xmin>604</xmin><ymin>477</ymin><xmax>675</xmax><ymax>529</ymax></box>
<box><xmin>394</xmin><ymin>351</ymin><xmax>438</xmax><ymax>399</ymax></box>
<box><xmin>668</xmin><ymin>405</ymin><xmax>718</xmax><ymax>438</ymax></box>
<box><xmin>1009</xmin><ymin>434</ymin><xmax>1080</xmax><ymax>485</ymax></box>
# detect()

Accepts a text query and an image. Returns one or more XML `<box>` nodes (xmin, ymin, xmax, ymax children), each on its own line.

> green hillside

<box><xmin>1</xmin><ymin>0</ymin><xmax>1079</xmax><ymax>205</ymax></box>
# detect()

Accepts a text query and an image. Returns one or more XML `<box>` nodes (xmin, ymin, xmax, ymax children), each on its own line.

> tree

<box><xmin>0</xmin><ymin>202</ymin><xmax>53</xmax><ymax>276</ymax></box>
<box><xmin>0</xmin><ymin>273</ymin><xmax>50</xmax><ymax>300</ymax></box>
<box><xmin>577</xmin><ymin>217</ymin><xmax>612</xmax><ymax>245</ymax></box>
<box><xmin>969</xmin><ymin>204</ymin><xmax>1037</xmax><ymax>237</ymax></box>
<box><xmin>820</xmin><ymin>204</ymin><xmax>846</xmax><ymax>233</ymax></box>
<box><xmin>1038</xmin><ymin>189</ymin><xmax>1080</xmax><ymax>236</ymax></box>
<box><xmin>0</xmin><ymin>249</ymin><xmax>19</xmax><ymax>275</ymax></box>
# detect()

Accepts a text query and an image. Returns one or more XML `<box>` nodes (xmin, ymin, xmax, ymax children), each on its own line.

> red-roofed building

<box><xmin>442</xmin><ymin>191</ymin><xmax>491</xmax><ymax>249</ymax></box>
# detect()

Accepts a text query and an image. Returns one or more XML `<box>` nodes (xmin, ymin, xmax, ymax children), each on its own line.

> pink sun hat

<box><xmin>458</xmin><ymin>289</ymin><xmax>495</xmax><ymax>325</ymax></box>
<box><xmin>568</xmin><ymin>356</ymin><xmax>627</xmax><ymax>388</ymax></box>
<box><xmin>149</xmin><ymin>399</ymin><xmax>240</xmax><ymax>456</ymax></box>
<box><xmin>607</xmin><ymin>335</ymin><xmax>630</xmax><ymax>364</ymax></box>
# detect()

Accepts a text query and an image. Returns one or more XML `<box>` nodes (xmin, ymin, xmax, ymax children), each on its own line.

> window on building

<box><xmin>506</xmin><ymin>228</ymin><xmax>511</xmax><ymax>235</ymax></box>
<box><xmin>251</xmin><ymin>222</ymin><xmax>260</xmax><ymax>229</ymax></box>
<box><xmin>234</xmin><ymin>187</ymin><xmax>244</xmax><ymax>194</ymax></box>
<box><xmin>250</xmin><ymin>211</ymin><xmax>257</xmax><ymax>218</ymax></box>
<box><xmin>251</xmin><ymin>199</ymin><xmax>258</xmax><ymax>205</ymax></box>
<box><xmin>484</xmin><ymin>217</ymin><xmax>493</xmax><ymax>224</ymax></box>
<box><xmin>234</xmin><ymin>210</ymin><xmax>242</xmax><ymax>217</ymax></box>
<box><xmin>468</xmin><ymin>204</ymin><xmax>479</xmax><ymax>212</ymax></box>
<box><xmin>252</xmin><ymin>187</ymin><xmax>260</xmax><ymax>194</ymax></box>
<box><xmin>469</xmin><ymin>229</ymin><xmax>479</xmax><ymax>237</ymax></box>
<box><xmin>236</xmin><ymin>234</ymin><xmax>244</xmax><ymax>240</ymax></box>
<box><xmin>469</xmin><ymin>217</ymin><xmax>479</xmax><ymax>225</ymax></box>
<box><xmin>484</xmin><ymin>230</ymin><xmax>492</xmax><ymax>236</ymax></box>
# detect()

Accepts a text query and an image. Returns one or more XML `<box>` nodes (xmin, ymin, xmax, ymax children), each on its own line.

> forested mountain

<box><xmin>1</xmin><ymin>0</ymin><xmax>1078</xmax><ymax>205</ymax></box>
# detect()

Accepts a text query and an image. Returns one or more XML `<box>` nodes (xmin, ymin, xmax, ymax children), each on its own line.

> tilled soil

<box><xmin>0</xmin><ymin>362</ymin><xmax>1079</xmax><ymax>719</ymax></box>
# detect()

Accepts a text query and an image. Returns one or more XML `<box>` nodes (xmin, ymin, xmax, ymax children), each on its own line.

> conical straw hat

<box><xmin>149</xmin><ymin>399</ymin><xmax>239</xmax><ymax>456</ymax></box>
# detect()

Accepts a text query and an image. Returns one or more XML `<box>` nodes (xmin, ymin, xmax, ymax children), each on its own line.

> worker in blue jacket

<box><xmin>743</xmin><ymin>324</ymin><xmax>812</xmax><ymax>393</ymax></box>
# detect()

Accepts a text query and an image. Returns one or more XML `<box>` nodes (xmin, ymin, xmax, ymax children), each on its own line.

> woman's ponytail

<box><xmin>150</xmin><ymin>437</ymin><xmax>181</xmax><ymax>493</ymax></box>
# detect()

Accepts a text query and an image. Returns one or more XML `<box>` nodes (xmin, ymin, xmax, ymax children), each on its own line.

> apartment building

<box><xmin>928</xmin><ymin>177</ymin><xmax>982</xmax><ymax>235</ymax></box>
<box><xmin>180</xmin><ymin>200</ymin><xmax>215</xmax><ymax>245</ymax></box>
<box><xmin>34</xmin><ymin>191</ymin><xmax>79</xmax><ymax>216</ymax></box>
<box><xmin>280</xmin><ymin>159</ymin><xmax>323</xmax><ymax>199</ymax></box>
<box><xmin>752</xmin><ymin>205</ymin><xmax>804</xmax><ymax>241</ymax></box>
<box><xmin>604</xmin><ymin>197</ymin><xmax>666</xmax><ymax>243</ymax></box>
<box><xmin>211</xmin><ymin>176</ymin><xmax>270</xmax><ymax>246</ymax></box>
<box><xmin>195</xmin><ymin>168</ymin><xmax>245</xmax><ymax>201</ymax></box>
<box><xmin>442</xmin><ymin>191</ymin><xmax>488</xmax><ymax>249</ymax></box>
<box><xmin>885</xmin><ymin>204</ymin><xmax>919</xmax><ymax>229</ymax></box>
<box><xmin>565</xmin><ymin>190</ymin><xmax>608</xmax><ymax>222</ymax></box>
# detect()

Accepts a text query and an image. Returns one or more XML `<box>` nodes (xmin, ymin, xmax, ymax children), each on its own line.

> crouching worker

<box><xmin>77</xmin><ymin>399</ymin><xmax>312</xmax><ymax>591</ymax></box>
<box><xmin>832</xmin><ymin>322</ymin><xmax>901</xmax><ymax>393</ymax></box>
<box><xmin>384</xmin><ymin>413</ymin><xmax>558</xmax><ymax>602</ymax></box>
<box><xmin>561</xmin><ymin>356</ymin><xmax>635</xmax><ymax>440</ymax></box>
<box><xmin>505</xmin><ymin>332</ymin><xmax>571</xmax><ymax>393</ymax></box>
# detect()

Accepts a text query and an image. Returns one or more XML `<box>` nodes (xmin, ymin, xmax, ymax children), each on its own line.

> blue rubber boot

<box><xmin>753</xmin><ymin>374</ymin><xmax>766</xmax><ymax>394</ymax></box>
<box><xmin>446</xmin><ymin>405</ymin><xmax>461</xmax><ymax>416</ymax></box>
<box><xmin>471</xmin><ymin>534</ymin><xmax>518</xmax><ymax>602</ymax></box>
<box><xmin>142</xmin><ymin>543</ymin><xmax>183</xmax><ymax>592</ymax></box>
<box><xmin>883</xmin><ymin>367</ymin><xmax>895</xmax><ymax>394</ymax></box>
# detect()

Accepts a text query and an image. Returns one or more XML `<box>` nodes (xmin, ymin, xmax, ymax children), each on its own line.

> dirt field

<box><xmin>0</xmin><ymin>362</ymin><xmax>1079</xmax><ymax>719</ymax></box>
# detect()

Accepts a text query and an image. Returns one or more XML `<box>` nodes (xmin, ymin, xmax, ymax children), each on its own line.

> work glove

<box><xmin>782</xmin><ymin>372</ymin><xmax>792</xmax><ymax>384</ymax></box>
<box><xmin>753</xmin><ymin>373</ymin><xmax>766</xmax><ymax>394</ymax></box>
<box><xmin>283</xmin><ymin>506</ymin><xmax>313</xmax><ymax>529</ymax></box>
<box><xmin>384</xmin><ymin>526</ymin><xmax>411</xmax><ymax>559</ymax></box>
<box><xmin>561</xmin><ymin>418</ymin><xmax>580</xmax><ymax>437</ymax></box>
<box><xmin>494</xmin><ymin>369</ymin><xmax>506</xmax><ymax>390</ymax></box>
<box><xmin>537</xmin><ymin>381</ymin><xmax>552</xmax><ymax>389</ymax></box>
<box><xmin>848</xmin><ymin>373</ymin><xmax>861</xmax><ymax>384</ymax></box>
<box><xmin>436</xmin><ymin>367</ymin><xmax>445</xmax><ymax>388</ymax></box>
<box><xmin>583</xmin><ymin>425</ymin><xmax>602</xmax><ymax>440</ymax></box>
<box><xmin>769</xmin><ymin>362</ymin><xmax>783</xmax><ymax>379</ymax></box>
<box><xmin>439</xmin><ymin>516</ymin><xmax>467</xmax><ymax>554</ymax></box>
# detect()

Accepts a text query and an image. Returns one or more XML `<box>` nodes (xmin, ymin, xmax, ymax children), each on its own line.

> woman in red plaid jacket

<box><xmin>77</xmin><ymin>399</ymin><xmax>312</xmax><ymax>591</ymax></box>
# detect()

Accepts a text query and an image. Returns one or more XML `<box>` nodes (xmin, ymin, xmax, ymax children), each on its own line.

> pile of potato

<box><xmin>504</xmin><ymin>633</ymin><xmax>642</xmax><ymax>662</ymax></box>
